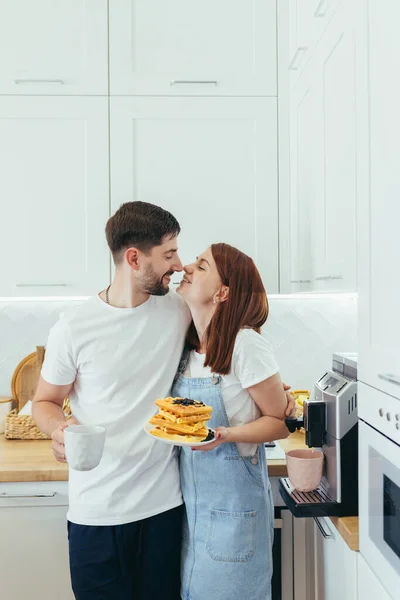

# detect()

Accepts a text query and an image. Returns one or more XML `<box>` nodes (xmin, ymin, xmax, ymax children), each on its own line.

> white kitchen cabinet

<box><xmin>0</xmin><ymin>0</ymin><xmax>108</xmax><ymax>95</ymax></box>
<box><xmin>312</xmin><ymin>517</ymin><xmax>358</xmax><ymax>600</ymax></box>
<box><xmin>287</xmin><ymin>68</ymin><xmax>316</xmax><ymax>293</ymax></box>
<box><xmin>110</xmin><ymin>97</ymin><xmax>279</xmax><ymax>292</ymax></box>
<box><xmin>109</xmin><ymin>0</ymin><xmax>276</xmax><ymax>96</ymax></box>
<box><xmin>0</xmin><ymin>481</ymin><xmax>72</xmax><ymax>599</ymax></box>
<box><xmin>357</xmin><ymin>0</ymin><xmax>400</xmax><ymax>399</ymax></box>
<box><xmin>287</xmin><ymin>0</ymin><xmax>341</xmax><ymax>88</ymax></box>
<box><xmin>279</xmin><ymin>0</ymin><xmax>359</xmax><ymax>293</ymax></box>
<box><xmin>0</xmin><ymin>97</ymin><xmax>110</xmax><ymax>297</ymax></box>
<box><xmin>358</xmin><ymin>554</ymin><xmax>393</xmax><ymax>600</ymax></box>
<box><xmin>288</xmin><ymin>0</ymin><xmax>314</xmax><ymax>84</ymax></box>
<box><xmin>312</xmin><ymin>1</ymin><xmax>358</xmax><ymax>292</ymax></box>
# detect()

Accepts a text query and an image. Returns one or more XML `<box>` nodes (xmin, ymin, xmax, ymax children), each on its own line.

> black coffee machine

<box><xmin>280</xmin><ymin>353</ymin><xmax>359</xmax><ymax>518</ymax></box>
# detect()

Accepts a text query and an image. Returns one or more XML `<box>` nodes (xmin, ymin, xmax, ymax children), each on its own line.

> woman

<box><xmin>173</xmin><ymin>243</ymin><xmax>291</xmax><ymax>600</ymax></box>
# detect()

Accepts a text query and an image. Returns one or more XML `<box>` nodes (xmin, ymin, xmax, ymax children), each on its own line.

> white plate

<box><xmin>144</xmin><ymin>422</ymin><xmax>216</xmax><ymax>447</ymax></box>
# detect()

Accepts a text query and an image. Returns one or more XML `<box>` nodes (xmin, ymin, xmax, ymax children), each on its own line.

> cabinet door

<box><xmin>288</xmin><ymin>0</ymin><xmax>314</xmax><ymax>85</ymax></box>
<box><xmin>0</xmin><ymin>97</ymin><xmax>110</xmax><ymax>297</ymax></box>
<box><xmin>357</xmin><ymin>0</ymin><xmax>400</xmax><ymax>399</ymax></box>
<box><xmin>358</xmin><ymin>554</ymin><xmax>393</xmax><ymax>600</ymax></box>
<box><xmin>313</xmin><ymin>517</ymin><xmax>357</xmax><ymax>600</ymax></box>
<box><xmin>0</xmin><ymin>505</ymin><xmax>72</xmax><ymax>599</ymax></box>
<box><xmin>0</xmin><ymin>0</ymin><xmax>108</xmax><ymax>95</ymax></box>
<box><xmin>311</xmin><ymin>0</ymin><xmax>341</xmax><ymax>46</ymax></box>
<box><xmin>287</xmin><ymin>69</ymin><xmax>316</xmax><ymax>293</ymax></box>
<box><xmin>288</xmin><ymin>0</ymin><xmax>342</xmax><ymax>84</ymax></box>
<box><xmin>110</xmin><ymin>97</ymin><xmax>279</xmax><ymax>293</ymax></box>
<box><xmin>312</xmin><ymin>2</ymin><xmax>358</xmax><ymax>292</ymax></box>
<box><xmin>0</xmin><ymin>482</ymin><xmax>71</xmax><ymax>600</ymax></box>
<box><xmin>109</xmin><ymin>0</ymin><xmax>276</xmax><ymax>96</ymax></box>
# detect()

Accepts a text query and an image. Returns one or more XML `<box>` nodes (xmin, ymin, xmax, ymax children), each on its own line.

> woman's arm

<box><xmin>194</xmin><ymin>373</ymin><xmax>290</xmax><ymax>451</ymax></box>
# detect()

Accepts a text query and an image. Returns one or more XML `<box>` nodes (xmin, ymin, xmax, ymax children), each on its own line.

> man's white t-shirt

<box><xmin>41</xmin><ymin>292</ymin><xmax>191</xmax><ymax>526</ymax></box>
<box><xmin>188</xmin><ymin>329</ymin><xmax>279</xmax><ymax>457</ymax></box>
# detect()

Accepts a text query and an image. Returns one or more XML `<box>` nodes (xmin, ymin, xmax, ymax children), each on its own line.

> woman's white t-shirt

<box><xmin>188</xmin><ymin>328</ymin><xmax>279</xmax><ymax>456</ymax></box>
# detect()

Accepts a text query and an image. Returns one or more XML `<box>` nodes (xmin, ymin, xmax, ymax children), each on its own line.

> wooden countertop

<box><xmin>0</xmin><ymin>435</ymin><xmax>68</xmax><ymax>482</ymax></box>
<box><xmin>0</xmin><ymin>430</ymin><xmax>304</xmax><ymax>482</ymax></box>
<box><xmin>0</xmin><ymin>431</ymin><xmax>358</xmax><ymax>551</ymax></box>
<box><xmin>330</xmin><ymin>516</ymin><xmax>359</xmax><ymax>551</ymax></box>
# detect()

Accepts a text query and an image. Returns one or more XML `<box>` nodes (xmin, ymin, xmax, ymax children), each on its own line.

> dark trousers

<box><xmin>68</xmin><ymin>505</ymin><xmax>183</xmax><ymax>600</ymax></box>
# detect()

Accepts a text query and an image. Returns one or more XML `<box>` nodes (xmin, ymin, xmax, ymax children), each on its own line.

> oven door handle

<box><xmin>314</xmin><ymin>517</ymin><xmax>334</xmax><ymax>539</ymax></box>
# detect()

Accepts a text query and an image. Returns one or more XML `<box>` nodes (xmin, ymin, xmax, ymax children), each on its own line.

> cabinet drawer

<box><xmin>0</xmin><ymin>481</ymin><xmax>68</xmax><ymax>507</ymax></box>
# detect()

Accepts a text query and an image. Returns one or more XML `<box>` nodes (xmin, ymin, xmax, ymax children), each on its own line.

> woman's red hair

<box><xmin>186</xmin><ymin>243</ymin><xmax>269</xmax><ymax>374</ymax></box>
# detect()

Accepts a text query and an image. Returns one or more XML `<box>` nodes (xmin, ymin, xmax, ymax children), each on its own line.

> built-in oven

<box><xmin>359</xmin><ymin>381</ymin><xmax>400</xmax><ymax>599</ymax></box>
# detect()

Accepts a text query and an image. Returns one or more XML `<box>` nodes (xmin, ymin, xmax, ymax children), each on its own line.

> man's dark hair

<box><xmin>105</xmin><ymin>201</ymin><xmax>181</xmax><ymax>264</ymax></box>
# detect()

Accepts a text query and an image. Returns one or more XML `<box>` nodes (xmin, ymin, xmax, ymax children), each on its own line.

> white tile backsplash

<box><xmin>0</xmin><ymin>294</ymin><xmax>357</xmax><ymax>397</ymax></box>
<box><xmin>263</xmin><ymin>295</ymin><xmax>357</xmax><ymax>388</ymax></box>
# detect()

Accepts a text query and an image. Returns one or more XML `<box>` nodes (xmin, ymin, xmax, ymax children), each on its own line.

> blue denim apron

<box><xmin>172</xmin><ymin>350</ymin><xmax>274</xmax><ymax>600</ymax></box>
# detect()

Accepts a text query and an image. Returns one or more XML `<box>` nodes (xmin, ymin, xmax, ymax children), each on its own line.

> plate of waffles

<box><xmin>145</xmin><ymin>396</ymin><xmax>216</xmax><ymax>447</ymax></box>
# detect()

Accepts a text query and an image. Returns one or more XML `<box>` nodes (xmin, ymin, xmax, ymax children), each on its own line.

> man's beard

<box><xmin>141</xmin><ymin>264</ymin><xmax>174</xmax><ymax>296</ymax></box>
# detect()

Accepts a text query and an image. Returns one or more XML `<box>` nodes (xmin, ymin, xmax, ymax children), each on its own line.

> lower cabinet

<box><xmin>312</xmin><ymin>517</ymin><xmax>357</xmax><ymax>600</ymax></box>
<box><xmin>290</xmin><ymin>515</ymin><xmax>358</xmax><ymax>600</ymax></box>
<box><xmin>0</xmin><ymin>481</ymin><xmax>72</xmax><ymax>600</ymax></box>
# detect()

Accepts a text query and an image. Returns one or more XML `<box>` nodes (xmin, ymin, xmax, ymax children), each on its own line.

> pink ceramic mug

<box><xmin>286</xmin><ymin>449</ymin><xmax>324</xmax><ymax>492</ymax></box>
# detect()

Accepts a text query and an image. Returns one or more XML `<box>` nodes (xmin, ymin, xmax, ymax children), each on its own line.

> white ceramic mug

<box><xmin>64</xmin><ymin>425</ymin><xmax>106</xmax><ymax>471</ymax></box>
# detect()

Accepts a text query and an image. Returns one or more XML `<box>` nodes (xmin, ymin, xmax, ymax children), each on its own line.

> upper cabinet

<box><xmin>109</xmin><ymin>0</ymin><xmax>276</xmax><ymax>96</ymax></box>
<box><xmin>0</xmin><ymin>0</ymin><xmax>108</xmax><ymax>95</ymax></box>
<box><xmin>110</xmin><ymin>97</ymin><xmax>279</xmax><ymax>293</ymax></box>
<box><xmin>279</xmin><ymin>0</ymin><xmax>360</xmax><ymax>293</ymax></box>
<box><xmin>0</xmin><ymin>97</ymin><xmax>110</xmax><ymax>296</ymax></box>
<box><xmin>287</xmin><ymin>68</ymin><xmax>316</xmax><ymax>293</ymax></box>
<box><xmin>357</xmin><ymin>0</ymin><xmax>400</xmax><ymax>400</ymax></box>
<box><xmin>288</xmin><ymin>0</ymin><xmax>342</xmax><ymax>86</ymax></box>
<box><xmin>312</xmin><ymin>2</ymin><xmax>358</xmax><ymax>292</ymax></box>
<box><xmin>288</xmin><ymin>0</ymin><xmax>314</xmax><ymax>84</ymax></box>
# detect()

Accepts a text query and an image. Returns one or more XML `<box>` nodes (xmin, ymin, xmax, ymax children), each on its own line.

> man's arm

<box><xmin>32</xmin><ymin>377</ymin><xmax>77</xmax><ymax>462</ymax></box>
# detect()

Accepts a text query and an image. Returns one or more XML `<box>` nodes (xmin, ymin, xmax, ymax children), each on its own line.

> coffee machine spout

<box><xmin>304</xmin><ymin>400</ymin><xmax>326</xmax><ymax>447</ymax></box>
<box><xmin>285</xmin><ymin>400</ymin><xmax>326</xmax><ymax>448</ymax></box>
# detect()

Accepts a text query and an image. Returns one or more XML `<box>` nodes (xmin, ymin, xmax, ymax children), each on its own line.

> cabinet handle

<box><xmin>378</xmin><ymin>373</ymin><xmax>400</xmax><ymax>387</ymax></box>
<box><xmin>16</xmin><ymin>283</ymin><xmax>68</xmax><ymax>287</ymax></box>
<box><xmin>314</xmin><ymin>517</ymin><xmax>334</xmax><ymax>539</ymax></box>
<box><xmin>314</xmin><ymin>0</ymin><xmax>329</xmax><ymax>18</ymax></box>
<box><xmin>0</xmin><ymin>492</ymin><xmax>57</xmax><ymax>498</ymax></box>
<box><xmin>290</xmin><ymin>279</ymin><xmax>311</xmax><ymax>284</ymax></box>
<box><xmin>288</xmin><ymin>47</ymin><xmax>308</xmax><ymax>71</ymax></box>
<box><xmin>170</xmin><ymin>80</ymin><xmax>218</xmax><ymax>86</ymax></box>
<box><xmin>315</xmin><ymin>275</ymin><xmax>343</xmax><ymax>281</ymax></box>
<box><xmin>14</xmin><ymin>79</ymin><xmax>65</xmax><ymax>85</ymax></box>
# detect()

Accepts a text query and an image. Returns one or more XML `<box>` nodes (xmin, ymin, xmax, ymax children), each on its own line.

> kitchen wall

<box><xmin>0</xmin><ymin>294</ymin><xmax>357</xmax><ymax>397</ymax></box>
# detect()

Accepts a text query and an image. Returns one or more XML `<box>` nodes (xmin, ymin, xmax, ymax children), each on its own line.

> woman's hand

<box><xmin>191</xmin><ymin>426</ymin><xmax>229</xmax><ymax>452</ymax></box>
<box><xmin>283</xmin><ymin>383</ymin><xmax>296</xmax><ymax>417</ymax></box>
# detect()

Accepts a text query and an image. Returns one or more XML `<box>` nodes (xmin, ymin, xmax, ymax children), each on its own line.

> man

<box><xmin>33</xmin><ymin>201</ymin><xmax>294</xmax><ymax>600</ymax></box>
<box><xmin>33</xmin><ymin>201</ymin><xmax>190</xmax><ymax>600</ymax></box>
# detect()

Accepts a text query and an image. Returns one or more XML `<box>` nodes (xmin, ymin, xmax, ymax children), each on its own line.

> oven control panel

<box><xmin>359</xmin><ymin>381</ymin><xmax>400</xmax><ymax>444</ymax></box>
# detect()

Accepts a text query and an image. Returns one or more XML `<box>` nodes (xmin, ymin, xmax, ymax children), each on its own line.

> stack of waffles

<box><xmin>149</xmin><ymin>397</ymin><xmax>214</xmax><ymax>443</ymax></box>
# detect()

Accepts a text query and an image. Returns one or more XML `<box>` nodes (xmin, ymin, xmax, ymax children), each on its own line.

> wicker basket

<box><xmin>4</xmin><ymin>346</ymin><xmax>71</xmax><ymax>440</ymax></box>
<box><xmin>5</xmin><ymin>400</ymin><xmax>71</xmax><ymax>440</ymax></box>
